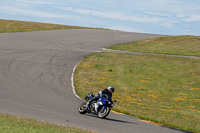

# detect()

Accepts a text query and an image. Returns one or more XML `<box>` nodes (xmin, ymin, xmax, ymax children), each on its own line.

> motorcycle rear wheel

<box><xmin>98</xmin><ymin>106</ymin><xmax>110</xmax><ymax>118</ymax></box>
<box><xmin>78</xmin><ymin>102</ymin><xmax>87</xmax><ymax>114</ymax></box>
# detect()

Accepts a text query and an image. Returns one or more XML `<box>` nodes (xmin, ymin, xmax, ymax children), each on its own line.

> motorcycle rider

<box><xmin>86</xmin><ymin>86</ymin><xmax>115</xmax><ymax>111</ymax></box>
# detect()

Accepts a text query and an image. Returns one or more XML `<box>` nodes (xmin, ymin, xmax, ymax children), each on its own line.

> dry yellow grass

<box><xmin>0</xmin><ymin>19</ymin><xmax>98</xmax><ymax>33</ymax></box>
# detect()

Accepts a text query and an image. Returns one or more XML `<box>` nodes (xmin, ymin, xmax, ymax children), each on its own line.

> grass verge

<box><xmin>0</xmin><ymin>19</ymin><xmax>99</xmax><ymax>33</ymax></box>
<box><xmin>107</xmin><ymin>35</ymin><xmax>200</xmax><ymax>56</ymax></box>
<box><xmin>0</xmin><ymin>114</ymin><xmax>90</xmax><ymax>133</ymax></box>
<box><xmin>74</xmin><ymin>52</ymin><xmax>200</xmax><ymax>133</ymax></box>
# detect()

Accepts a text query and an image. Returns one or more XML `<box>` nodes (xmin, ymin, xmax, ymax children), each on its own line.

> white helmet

<box><xmin>107</xmin><ymin>86</ymin><xmax>115</xmax><ymax>93</ymax></box>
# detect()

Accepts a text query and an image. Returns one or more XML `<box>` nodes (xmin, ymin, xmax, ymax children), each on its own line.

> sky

<box><xmin>0</xmin><ymin>0</ymin><xmax>200</xmax><ymax>35</ymax></box>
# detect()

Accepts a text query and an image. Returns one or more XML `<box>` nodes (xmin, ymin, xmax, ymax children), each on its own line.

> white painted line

<box><xmin>71</xmin><ymin>62</ymin><xmax>83</xmax><ymax>101</ymax></box>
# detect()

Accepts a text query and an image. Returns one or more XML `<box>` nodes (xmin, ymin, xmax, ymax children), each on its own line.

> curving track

<box><xmin>0</xmin><ymin>29</ymin><xmax>184</xmax><ymax>133</ymax></box>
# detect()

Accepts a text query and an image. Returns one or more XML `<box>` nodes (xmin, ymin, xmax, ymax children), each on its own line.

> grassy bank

<box><xmin>74</xmin><ymin>52</ymin><xmax>200</xmax><ymax>132</ymax></box>
<box><xmin>0</xmin><ymin>114</ymin><xmax>90</xmax><ymax>133</ymax></box>
<box><xmin>0</xmin><ymin>19</ymin><xmax>96</xmax><ymax>33</ymax></box>
<box><xmin>107</xmin><ymin>35</ymin><xmax>200</xmax><ymax>56</ymax></box>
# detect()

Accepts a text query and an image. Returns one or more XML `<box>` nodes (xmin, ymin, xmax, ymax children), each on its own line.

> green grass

<box><xmin>0</xmin><ymin>114</ymin><xmax>90</xmax><ymax>133</ymax></box>
<box><xmin>107</xmin><ymin>35</ymin><xmax>200</xmax><ymax>56</ymax></box>
<box><xmin>74</xmin><ymin>52</ymin><xmax>200</xmax><ymax>133</ymax></box>
<box><xmin>0</xmin><ymin>19</ymin><xmax>99</xmax><ymax>33</ymax></box>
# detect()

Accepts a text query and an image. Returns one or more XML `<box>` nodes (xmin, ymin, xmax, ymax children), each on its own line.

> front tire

<box><xmin>98</xmin><ymin>106</ymin><xmax>110</xmax><ymax>118</ymax></box>
<box><xmin>78</xmin><ymin>102</ymin><xmax>87</xmax><ymax>114</ymax></box>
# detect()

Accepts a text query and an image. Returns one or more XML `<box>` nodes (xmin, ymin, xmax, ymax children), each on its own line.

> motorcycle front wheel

<box><xmin>78</xmin><ymin>102</ymin><xmax>87</xmax><ymax>114</ymax></box>
<box><xmin>98</xmin><ymin>106</ymin><xmax>110</xmax><ymax>118</ymax></box>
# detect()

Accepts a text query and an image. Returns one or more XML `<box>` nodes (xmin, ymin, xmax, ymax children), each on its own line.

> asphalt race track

<box><xmin>0</xmin><ymin>29</ymin><xmax>185</xmax><ymax>133</ymax></box>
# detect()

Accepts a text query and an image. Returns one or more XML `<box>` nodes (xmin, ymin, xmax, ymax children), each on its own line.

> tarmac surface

<box><xmin>0</xmin><ymin>29</ymin><xmax>186</xmax><ymax>133</ymax></box>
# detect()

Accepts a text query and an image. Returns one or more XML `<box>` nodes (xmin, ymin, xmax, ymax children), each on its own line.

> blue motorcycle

<box><xmin>78</xmin><ymin>92</ymin><xmax>116</xmax><ymax>118</ymax></box>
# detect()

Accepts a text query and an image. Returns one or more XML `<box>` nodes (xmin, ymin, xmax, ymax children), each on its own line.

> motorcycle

<box><xmin>78</xmin><ymin>92</ymin><xmax>116</xmax><ymax>118</ymax></box>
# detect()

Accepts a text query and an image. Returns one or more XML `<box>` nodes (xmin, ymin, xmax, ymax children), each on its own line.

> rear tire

<box><xmin>78</xmin><ymin>102</ymin><xmax>87</xmax><ymax>114</ymax></box>
<box><xmin>98</xmin><ymin>106</ymin><xmax>110</xmax><ymax>118</ymax></box>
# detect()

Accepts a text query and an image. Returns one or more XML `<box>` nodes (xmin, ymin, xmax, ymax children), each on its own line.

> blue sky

<box><xmin>0</xmin><ymin>0</ymin><xmax>200</xmax><ymax>35</ymax></box>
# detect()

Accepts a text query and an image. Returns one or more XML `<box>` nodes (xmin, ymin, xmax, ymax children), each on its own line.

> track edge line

<box><xmin>71</xmin><ymin>62</ymin><xmax>83</xmax><ymax>101</ymax></box>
